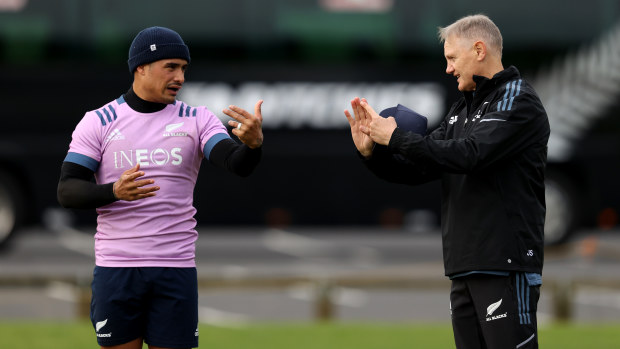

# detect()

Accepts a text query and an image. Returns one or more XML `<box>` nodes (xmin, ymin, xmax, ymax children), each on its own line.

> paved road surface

<box><xmin>1</xmin><ymin>225</ymin><xmax>620</xmax><ymax>325</ymax></box>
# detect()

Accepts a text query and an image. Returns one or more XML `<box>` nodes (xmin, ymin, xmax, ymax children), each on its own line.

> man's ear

<box><xmin>473</xmin><ymin>41</ymin><xmax>487</xmax><ymax>61</ymax></box>
<box><xmin>135</xmin><ymin>64</ymin><xmax>149</xmax><ymax>76</ymax></box>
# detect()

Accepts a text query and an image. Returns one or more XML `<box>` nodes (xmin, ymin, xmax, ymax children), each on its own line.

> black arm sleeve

<box><xmin>208</xmin><ymin>138</ymin><xmax>262</xmax><ymax>177</ymax></box>
<box><xmin>388</xmin><ymin>91</ymin><xmax>549</xmax><ymax>173</ymax></box>
<box><xmin>57</xmin><ymin>162</ymin><xmax>117</xmax><ymax>209</ymax></box>
<box><xmin>362</xmin><ymin>141</ymin><xmax>441</xmax><ymax>186</ymax></box>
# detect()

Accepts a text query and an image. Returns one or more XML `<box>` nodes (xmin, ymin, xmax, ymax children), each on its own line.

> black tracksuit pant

<box><xmin>450</xmin><ymin>273</ymin><xmax>540</xmax><ymax>349</ymax></box>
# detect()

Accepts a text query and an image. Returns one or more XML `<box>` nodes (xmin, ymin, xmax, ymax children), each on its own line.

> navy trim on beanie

<box><xmin>128</xmin><ymin>26</ymin><xmax>190</xmax><ymax>73</ymax></box>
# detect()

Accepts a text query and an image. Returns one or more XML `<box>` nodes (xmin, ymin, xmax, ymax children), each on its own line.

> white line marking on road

<box><xmin>261</xmin><ymin>228</ymin><xmax>380</xmax><ymax>265</ymax></box>
<box><xmin>287</xmin><ymin>282</ymin><xmax>368</xmax><ymax>308</ymax></box>
<box><xmin>261</xmin><ymin>229</ymin><xmax>336</xmax><ymax>258</ymax></box>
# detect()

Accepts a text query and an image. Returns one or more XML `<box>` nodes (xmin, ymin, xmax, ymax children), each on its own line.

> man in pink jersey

<box><xmin>57</xmin><ymin>26</ymin><xmax>263</xmax><ymax>349</ymax></box>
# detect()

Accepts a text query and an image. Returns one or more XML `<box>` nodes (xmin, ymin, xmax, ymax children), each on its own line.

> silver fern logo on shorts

<box><xmin>96</xmin><ymin>319</ymin><xmax>112</xmax><ymax>337</ymax></box>
<box><xmin>96</xmin><ymin>319</ymin><xmax>108</xmax><ymax>332</ymax></box>
<box><xmin>486</xmin><ymin>299</ymin><xmax>507</xmax><ymax>322</ymax></box>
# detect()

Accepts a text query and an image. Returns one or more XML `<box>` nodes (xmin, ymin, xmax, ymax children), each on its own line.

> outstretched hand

<box><xmin>113</xmin><ymin>164</ymin><xmax>159</xmax><ymax>201</ymax></box>
<box><xmin>223</xmin><ymin>100</ymin><xmax>264</xmax><ymax>149</ymax></box>
<box><xmin>345</xmin><ymin>97</ymin><xmax>398</xmax><ymax>157</ymax></box>
<box><xmin>344</xmin><ymin>97</ymin><xmax>375</xmax><ymax>158</ymax></box>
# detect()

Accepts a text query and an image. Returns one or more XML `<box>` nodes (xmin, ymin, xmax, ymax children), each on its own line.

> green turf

<box><xmin>0</xmin><ymin>321</ymin><xmax>619</xmax><ymax>348</ymax></box>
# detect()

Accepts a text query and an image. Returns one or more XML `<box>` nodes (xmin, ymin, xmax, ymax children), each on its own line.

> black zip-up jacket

<box><xmin>364</xmin><ymin>66</ymin><xmax>549</xmax><ymax>276</ymax></box>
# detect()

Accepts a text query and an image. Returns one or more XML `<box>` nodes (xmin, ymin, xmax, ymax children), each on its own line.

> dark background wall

<box><xmin>1</xmin><ymin>0</ymin><xmax>619</xmax><ymax>230</ymax></box>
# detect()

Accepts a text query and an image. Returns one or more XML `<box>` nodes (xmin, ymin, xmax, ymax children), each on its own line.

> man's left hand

<box><xmin>223</xmin><ymin>100</ymin><xmax>264</xmax><ymax>149</ymax></box>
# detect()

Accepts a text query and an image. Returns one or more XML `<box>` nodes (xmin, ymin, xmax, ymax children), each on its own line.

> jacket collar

<box><xmin>463</xmin><ymin>66</ymin><xmax>521</xmax><ymax>111</ymax></box>
<box><xmin>472</xmin><ymin>66</ymin><xmax>521</xmax><ymax>96</ymax></box>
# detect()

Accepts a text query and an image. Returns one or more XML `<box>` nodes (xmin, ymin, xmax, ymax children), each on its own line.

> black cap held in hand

<box><xmin>128</xmin><ymin>26</ymin><xmax>190</xmax><ymax>73</ymax></box>
<box><xmin>379</xmin><ymin>104</ymin><xmax>428</xmax><ymax>135</ymax></box>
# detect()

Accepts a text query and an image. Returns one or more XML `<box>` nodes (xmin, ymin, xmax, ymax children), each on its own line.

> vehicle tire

<box><xmin>0</xmin><ymin>170</ymin><xmax>24</xmax><ymax>250</ymax></box>
<box><xmin>544</xmin><ymin>172</ymin><xmax>578</xmax><ymax>245</ymax></box>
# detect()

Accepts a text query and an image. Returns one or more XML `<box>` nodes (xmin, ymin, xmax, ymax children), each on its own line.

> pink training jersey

<box><xmin>65</xmin><ymin>96</ymin><xmax>230</xmax><ymax>267</ymax></box>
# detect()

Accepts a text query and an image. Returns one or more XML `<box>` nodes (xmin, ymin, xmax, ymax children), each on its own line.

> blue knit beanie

<box><xmin>128</xmin><ymin>26</ymin><xmax>190</xmax><ymax>73</ymax></box>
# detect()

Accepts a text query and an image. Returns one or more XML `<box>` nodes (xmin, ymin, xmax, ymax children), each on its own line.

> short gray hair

<box><xmin>438</xmin><ymin>14</ymin><xmax>503</xmax><ymax>57</ymax></box>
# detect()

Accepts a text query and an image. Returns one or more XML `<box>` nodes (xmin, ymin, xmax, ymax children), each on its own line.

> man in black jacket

<box><xmin>345</xmin><ymin>14</ymin><xmax>549</xmax><ymax>349</ymax></box>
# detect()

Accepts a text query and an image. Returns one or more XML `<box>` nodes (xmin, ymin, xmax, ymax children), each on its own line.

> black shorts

<box><xmin>450</xmin><ymin>272</ymin><xmax>541</xmax><ymax>349</ymax></box>
<box><xmin>90</xmin><ymin>266</ymin><xmax>199</xmax><ymax>348</ymax></box>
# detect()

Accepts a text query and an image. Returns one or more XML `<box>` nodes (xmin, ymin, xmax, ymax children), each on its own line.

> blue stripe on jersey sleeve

<box><xmin>108</xmin><ymin>105</ymin><xmax>117</xmax><ymax>120</ymax></box>
<box><xmin>103</xmin><ymin>108</ymin><xmax>113</xmax><ymax>123</ymax></box>
<box><xmin>95</xmin><ymin>110</ymin><xmax>106</xmax><ymax>126</ymax></box>
<box><xmin>64</xmin><ymin>152</ymin><xmax>99</xmax><ymax>172</ymax></box>
<box><xmin>203</xmin><ymin>133</ymin><xmax>231</xmax><ymax>160</ymax></box>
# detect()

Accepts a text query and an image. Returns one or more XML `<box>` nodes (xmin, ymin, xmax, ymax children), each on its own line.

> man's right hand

<box><xmin>113</xmin><ymin>164</ymin><xmax>159</xmax><ymax>201</ymax></box>
<box><xmin>344</xmin><ymin>97</ymin><xmax>375</xmax><ymax>158</ymax></box>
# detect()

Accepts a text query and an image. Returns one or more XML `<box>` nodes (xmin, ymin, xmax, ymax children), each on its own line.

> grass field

<box><xmin>1</xmin><ymin>321</ymin><xmax>619</xmax><ymax>348</ymax></box>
